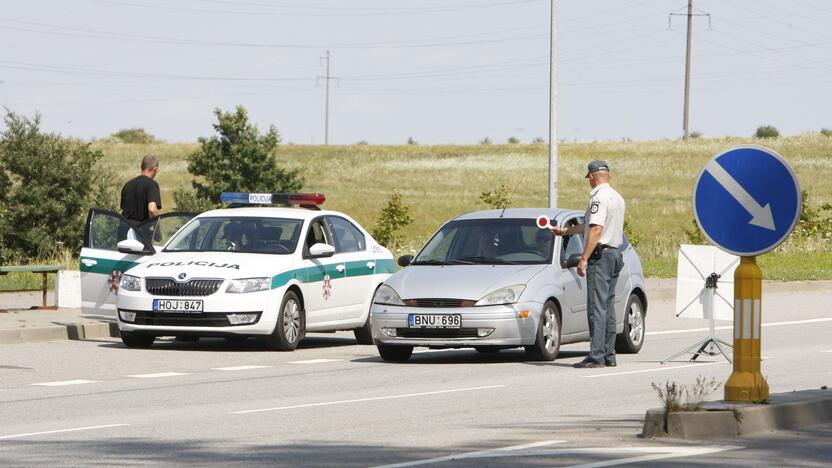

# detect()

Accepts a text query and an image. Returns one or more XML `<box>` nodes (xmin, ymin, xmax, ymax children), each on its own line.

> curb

<box><xmin>0</xmin><ymin>322</ymin><xmax>119</xmax><ymax>345</ymax></box>
<box><xmin>642</xmin><ymin>388</ymin><xmax>832</xmax><ymax>439</ymax></box>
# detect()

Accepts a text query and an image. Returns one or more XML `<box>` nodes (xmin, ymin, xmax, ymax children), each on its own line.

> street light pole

<box><xmin>548</xmin><ymin>0</ymin><xmax>558</xmax><ymax>208</ymax></box>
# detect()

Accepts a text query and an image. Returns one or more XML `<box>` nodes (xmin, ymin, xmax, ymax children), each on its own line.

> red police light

<box><xmin>288</xmin><ymin>193</ymin><xmax>326</xmax><ymax>206</ymax></box>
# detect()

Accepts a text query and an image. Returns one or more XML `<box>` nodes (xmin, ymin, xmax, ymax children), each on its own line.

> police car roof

<box><xmin>454</xmin><ymin>208</ymin><xmax>579</xmax><ymax>221</ymax></box>
<box><xmin>197</xmin><ymin>206</ymin><xmax>343</xmax><ymax>220</ymax></box>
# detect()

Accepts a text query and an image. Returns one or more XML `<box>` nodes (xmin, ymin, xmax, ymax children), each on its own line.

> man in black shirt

<box><xmin>120</xmin><ymin>155</ymin><xmax>162</xmax><ymax>225</ymax></box>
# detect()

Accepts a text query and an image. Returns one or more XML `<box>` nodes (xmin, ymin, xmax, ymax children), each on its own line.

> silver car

<box><xmin>370</xmin><ymin>208</ymin><xmax>647</xmax><ymax>362</ymax></box>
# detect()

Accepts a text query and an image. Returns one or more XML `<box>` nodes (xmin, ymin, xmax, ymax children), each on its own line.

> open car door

<box><xmin>80</xmin><ymin>209</ymin><xmax>196</xmax><ymax>319</ymax></box>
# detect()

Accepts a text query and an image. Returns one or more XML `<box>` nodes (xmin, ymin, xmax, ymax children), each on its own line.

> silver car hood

<box><xmin>388</xmin><ymin>264</ymin><xmax>548</xmax><ymax>301</ymax></box>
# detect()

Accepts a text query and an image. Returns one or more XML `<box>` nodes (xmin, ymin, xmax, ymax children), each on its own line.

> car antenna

<box><xmin>499</xmin><ymin>180</ymin><xmax>523</xmax><ymax>218</ymax></box>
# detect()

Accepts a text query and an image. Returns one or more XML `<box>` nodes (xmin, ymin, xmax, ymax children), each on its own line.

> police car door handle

<box><xmin>81</xmin><ymin>259</ymin><xmax>97</xmax><ymax>267</ymax></box>
<box><xmin>336</xmin><ymin>264</ymin><xmax>345</xmax><ymax>272</ymax></box>
<box><xmin>366</xmin><ymin>261</ymin><xmax>376</xmax><ymax>270</ymax></box>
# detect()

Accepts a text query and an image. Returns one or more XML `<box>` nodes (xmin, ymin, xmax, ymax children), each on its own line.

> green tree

<box><xmin>111</xmin><ymin>127</ymin><xmax>158</xmax><ymax>144</ymax></box>
<box><xmin>371</xmin><ymin>192</ymin><xmax>413</xmax><ymax>250</ymax></box>
<box><xmin>507</xmin><ymin>136</ymin><xmax>520</xmax><ymax>144</ymax></box>
<box><xmin>479</xmin><ymin>184</ymin><xmax>512</xmax><ymax>209</ymax></box>
<box><xmin>0</xmin><ymin>111</ymin><xmax>113</xmax><ymax>260</ymax></box>
<box><xmin>182</xmin><ymin>106</ymin><xmax>302</xmax><ymax>205</ymax></box>
<box><xmin>755</xmin><ymin>125</ymin><xmax>779</xmax><ymax>139</ymax></box>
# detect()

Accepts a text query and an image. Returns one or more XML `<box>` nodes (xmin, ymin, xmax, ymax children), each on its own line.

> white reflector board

<box><xmin>676</xmin><ymin>244</ymin><xmax>738</xmax><ymax>321</ymax></box>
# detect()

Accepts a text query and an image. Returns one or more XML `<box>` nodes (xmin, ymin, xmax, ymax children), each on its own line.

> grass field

<box><xmin>2</xmin><ymin>135</ymin><xmax>830</xmax><ymax>291</ymax></box>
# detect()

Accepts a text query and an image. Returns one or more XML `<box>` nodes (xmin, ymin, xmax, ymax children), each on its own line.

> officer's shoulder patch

<box><xmin>590</xmin><ymin>201</ymin><xmax>600</xmax><ymax>214</ymax></box>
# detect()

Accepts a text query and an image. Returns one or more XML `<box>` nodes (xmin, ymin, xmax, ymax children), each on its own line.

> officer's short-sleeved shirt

<box><xmin>585</xmin><ymin>183</ymin><xmax>625</xmax><ymax>248</ymax></box>
<box><xmin>120</xmin><ymin>175</ymin><xmax>162</xmax><ymax>224</ymax></box>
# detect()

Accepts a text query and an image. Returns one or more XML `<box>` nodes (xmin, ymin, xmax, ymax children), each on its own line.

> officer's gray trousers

<box><xmin>586</xmin><ymin>248</ymin><xmax>624</xmax><ymax>363</ymax></box>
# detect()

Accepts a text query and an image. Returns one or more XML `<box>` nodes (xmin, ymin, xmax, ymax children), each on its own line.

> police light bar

<box><xmin>220</xmin><ymin>192</ymin><xmax>326</xmax><ymax>206</ymax></box>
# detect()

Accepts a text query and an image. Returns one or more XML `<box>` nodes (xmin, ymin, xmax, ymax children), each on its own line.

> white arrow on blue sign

<box><xmin>693</xmin><ymin>145</ymin><xmax>801</xmax><ymax>257</ymax></box>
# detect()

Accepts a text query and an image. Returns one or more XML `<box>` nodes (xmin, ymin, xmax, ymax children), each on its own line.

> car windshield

<box><xmin>413</xmin><ymin>218</ymin><xmax>554</xmax><ymax>265</ymax></box>
<box><xmin>164</xmin><ymin>216</ymin><xmax>303</xmax><ymax>255</ymax></box>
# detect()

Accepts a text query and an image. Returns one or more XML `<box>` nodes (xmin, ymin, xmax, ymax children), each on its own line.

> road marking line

<box><xmin>31</xmin><ymin>380</ymin><xmax>100</xmax><ymax>387</ymax></box>
<box><xmin>585</xmin><ymin>362</ymin><xmax>725</xmax><ymax>378</ymax></box>
<box><xmin>231</xmin><ymin>385</ymin><xmax>505</xmax><ymax>415</ymax></box>
<box><xmin>286</xmin><ymin>359</ymin><xmax>342</xmax><ymax>364</ymax></box>
<box><xmin>0</xmin><ymin>424</ymin><xmax>129</xmax><ymax>440</ymax></box>
<box><xmin>370</xmin><ymin>440</ymin><xmax>565</xmax><ymax>468</ymax></box>
<box><xmin>212</xmin><ymin>365</ymin><xmax>272</xmax><ymax>371</ymax></box>
<box><xmin>126</xmin><ymin>372</ymin><xmax>191</xmax><ymax>378</ymax></box>
<box><xmin>647</xmin><ymin>317</ymin><xmax>832</xmax><ymax>337</ymax></box>
<box><xmin>559</xmin><ymin>445</ymin><xmax>743</xmax><ymax>468</ymax></box>
<box><xmin>822</xmin><ymin>350</ymin><xmax>832</xmax><ymax>353</ymax></box>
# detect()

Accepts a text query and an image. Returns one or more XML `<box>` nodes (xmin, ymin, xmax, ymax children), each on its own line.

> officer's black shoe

<box><xmin>605</xmin><ymin>358</ymin><xmax>617</xmax><ymax>367</ymax></box>
<box><xmin>573</xmin><ymin>359</ymin><xmax>604</xmax><ymax>369</ymax></box>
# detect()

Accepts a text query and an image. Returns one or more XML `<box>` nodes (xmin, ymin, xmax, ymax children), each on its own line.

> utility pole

<box><xmin>670</xmin><ymin>1</ymin><xmax>710</xmax><ymax>140</ymax></box>
<box><xmin>548</xmin><ymin>0</ymin><xmax>558</xmax><ymax>208</ymax></box>
<box><xmin>318</xmin><ymin>50</ymin><xmax>334</xmax><ymax>145</ymax></box>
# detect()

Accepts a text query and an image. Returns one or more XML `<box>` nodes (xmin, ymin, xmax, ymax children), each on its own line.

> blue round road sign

<box><xmin>693</xmin><ymin>146</ymin><xmax>801</xmax><ymax>257</ymax></box>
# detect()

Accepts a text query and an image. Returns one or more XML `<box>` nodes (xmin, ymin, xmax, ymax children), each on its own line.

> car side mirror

<box><xmin>565</xmin><ymin>253</ymin><xmax>582</xmax><ymax>269</ymax></box>
<box><xmin>309</xmin><ymin>243</ymin><xmax>336</xmax><ymax>258</ymax></box>
<box><xmin>398</xmin><ymin>255</ymin><xmax>413</xmax><ymax>267</ymax></box>
<box><xmin>117</xmin><ymin>239</ymin><xmax>153</xmax><ymax>255</ymax></box>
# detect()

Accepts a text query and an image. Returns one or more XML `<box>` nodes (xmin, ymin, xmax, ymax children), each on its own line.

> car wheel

<box><xmin>266</xmin><ymin>290</ymin><xmax>304</xmax><ymax>351</ymax></box>
<box><xmin>524</xmin><ymin>301</ymin><xmax>561</xmax><ymax>361</ymax></box>
<box><xmin>377</xmin><ymin>344</ymin><xmax>413</xmax><ymax>362</ymax></box>
<box><xmin>353</xmin><ymin>302</ymin><xmax>374</xmax><ymax>345</ymax></box>
<box><xmin>120</xmin><ymin>331</ymin><xmax>155</xmax><ymax>349</ymax></box>
<box><xmin>475</xmin><ymin>346</ymin><xmax>501</xmax><ymax>354</ymax></box>
<box><xmin>616</xmin><ymin>293</ymin><xmax>645</xmax><ymax>354</ymax></box>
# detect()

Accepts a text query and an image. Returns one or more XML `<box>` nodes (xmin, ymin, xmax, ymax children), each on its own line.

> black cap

<box><xmin>585</xmin><ymin>160</ymin><xmax>610</xmax><ymax>178</ymax></box>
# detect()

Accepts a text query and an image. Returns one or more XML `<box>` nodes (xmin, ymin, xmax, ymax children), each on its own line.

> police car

<box><xmin>80</xmin><ymin>193</ymin><xmax>395</xmax><ymax>350</ymax></box>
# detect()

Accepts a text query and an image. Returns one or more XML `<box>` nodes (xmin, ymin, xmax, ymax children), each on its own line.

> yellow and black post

<box><xmin>725</xmin><ymin>256</ymin><xmax>769</xmax><ymax>401</ymax></box>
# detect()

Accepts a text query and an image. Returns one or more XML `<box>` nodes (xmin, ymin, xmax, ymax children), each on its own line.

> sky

<box><xmin>0</xmin><ymin>0</ymin><xmax>830</xmax><ymax>144</ymax></box>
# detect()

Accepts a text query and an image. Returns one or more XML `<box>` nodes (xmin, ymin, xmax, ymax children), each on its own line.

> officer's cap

<box><xmin>585</xmin><ymin>160</ymin><xmax>610</xmax><ymax>178</ymax></box>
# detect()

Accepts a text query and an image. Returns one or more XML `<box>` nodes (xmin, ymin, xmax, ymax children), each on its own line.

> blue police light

<box><xmin>220</xmin><ymin>192</ymin><xmax>326</xmax><ymax>206</ymax></box>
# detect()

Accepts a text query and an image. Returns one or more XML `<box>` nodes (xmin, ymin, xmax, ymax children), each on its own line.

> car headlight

<box><xmin>226</xmin><ymin>277</ymin><xmax>271</xmax><ymax>294</ymax></box>
<box><xmin>119</xmin><ymin>274</ymin><xmax>142</xmax><ymax>292</ymax></box>
<box><xmin>475</xmin><ymin>284</ymin><xmax>526</xmax><ymax>306</ymax></box>
<box><xmin>374</xmin><ymin>284</ymin><xmax>404</xmax><ymax>306</ymax></box>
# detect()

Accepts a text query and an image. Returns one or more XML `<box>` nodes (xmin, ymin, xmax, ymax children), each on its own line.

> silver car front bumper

<box><xmin>370</xmin><ymin>301</ymin><xmax>543</xmax><ymax>347</ymax></box>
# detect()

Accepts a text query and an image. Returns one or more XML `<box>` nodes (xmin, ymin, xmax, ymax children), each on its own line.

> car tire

<box><xmin>377</xmin><ymin>344</ymin><xmax>413</xmax><ymax>362</ymax></box>
<box><xmin>266</xmin><ymin>290</ymin><xmax>304</xmax><ymax>351</ymax></box>
<box><xmin>475</xmin><ymin>346</ymin><xmax>501</xmax><ymax>354</ymax></box>
<box><xmin>524</xmin><ymin>301</ymin><xmax>561</xmax><ymax>361</ymax></box>
<box><xmin>616</xmin><ymin>293</ymin><xmax>646</xmax><ymax>354</ymax></box>
<box><xmin>120</xmin><ymin>331</ymin><xmax>155</xmax><ymax>349</ymax></box>
<box><xmin>353</xmin><ymin>309</ymin><xmax>374</xmax><ymax>345</ymax></box>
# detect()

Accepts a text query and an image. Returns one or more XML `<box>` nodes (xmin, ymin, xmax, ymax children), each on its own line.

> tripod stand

<box><xmin>661</xmin><ymin>272</ymin><xmax>733</xmax><ymax>364</ymax></box>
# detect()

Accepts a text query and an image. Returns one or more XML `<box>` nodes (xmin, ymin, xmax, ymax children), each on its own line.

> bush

<box><xmin>683</xmin><ymin>218</ymin><xmax>707</xmax><ymax>245</ymax></box>
<box><xmin>532</xmin><ymin>137</ymin><xmax>545</xmax><ymax>144</ymax></box>
<box><xmin>174</xmin><ymin>189</ymin><xmax>218</xmax><ymax>213</ymax></box>
<box><xmin>820</xmin><ymin>128</ymin><xmax>832</xmax><ymax>137</ymax></box>
<box><xmin>507</xmin><ymin>137</ymin><xmax>520</xmax><ymax>144</ymax></box>
<box><xmin>479</xmin><ymin>184</ymin><xmax>512</xmax><ymax>209</ymax></box>
<box><xmin>111</xmin><ymin>127</ymin><xmax>158</xmax><ymax>144</ymax></box>
<box><xmin>180</xmin><ymin>105</ymin><xmax>303</xmax><ymax>206</ymax></box>
<box><xmin>795</xmin><ymin>190</ymin><xmax>832</xmax><ymax>240</ymax></box>
<box><xmin>755</xmin><ymin>125</ymin><xmax>780</xmax><ymax>139</ymax></box>
<box><xmin>480</xmin><ymin>137</ymin><xmax>492</xmax><ymax>145</ymax></box>
<box><xmin>689</xmin><ymin>131</ymin><xmax>703</xmax><ymax>139</ymax></box>
<box><xmin>371</xmin><ymin>192</ymin><xmax>413</xmax><ymax>250</ymax></box>
<box><xmin>355</xmin><ymin>140</ymin><xmax>369</xmax><ymax>146</ymax></box>
<box><xmin>407</xmin><ymin>137</ymin><xmax>418</xmax><ymax>145</ymax></box>
<box><xmin>0</xmin><ymin>111</ymin><xmax>115</xmax><ymax>260</ymax></box>
<box><xmin>623</xmin><ymin>217</ymin><xmax>642</xmax><ymax>248</ymax></box>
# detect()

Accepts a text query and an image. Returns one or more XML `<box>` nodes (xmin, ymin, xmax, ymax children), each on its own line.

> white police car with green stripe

<box><xmin>79</xmin><ymin>193</ymin><xmax>394</xmax><ymax>350</ymax></box>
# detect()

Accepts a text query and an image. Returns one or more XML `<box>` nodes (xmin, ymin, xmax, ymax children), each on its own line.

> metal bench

<box><xmin>0</xmin><ymin>264</ymin><xmax>67</xmax><ymax>310</ymax></box>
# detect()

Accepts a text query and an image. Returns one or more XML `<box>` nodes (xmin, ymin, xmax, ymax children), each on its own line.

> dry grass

<box><xmin>90</xmin><ymin>135</ymin><xmax>832</xmax><ymax>279</ymax></box>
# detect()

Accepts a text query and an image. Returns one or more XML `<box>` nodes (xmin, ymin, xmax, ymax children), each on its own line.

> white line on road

<box><xmin>231</xmin><ymin>385</ymin><xmax>505</xmax><ymax>415</ymax></box>
<box><xmin>647</xmin><ymin>317</ymin><xmax>832</xmax><ymax>337</ymax></box>
<box><xmin>31</xmin><ymin>380</ymin><xmax>100</xmax><ymax>387</ymax></box>
<box><xmin>126</xmin><ymin>372</ymin><xmax>191</xmax><ymax>378</ymax></box>
<box><xmin>0</xmin><ymin>424</ymin><xmax>129</xmax><ymax>440</ymax></box>
<box><xmin>212</xmin><ymin>365</ymin><xmax>273</xmax><ymax>371</ymax></box>
<box><xmin>286</xmin><ymin>359</ymin><xmax>342</xmax><ymax>364</ymax></box>
<box><xmin>823</xmin><ymin>350</ymin><xmax>832</xmax><ymax>353</ymax></box>
<box><xmin>559</xmin><ymin>445</ymin><xmax>743</xmax><ymax>468</ymax></box>
<box><xmin>585</xmin><ymin>362</ymin><xmax>726</xmax><ymax>379</ymax></box>
<box><xmin>370</xmin><ymin>440</ymin><xmax>566</xmax><ymax>468</ymax></box>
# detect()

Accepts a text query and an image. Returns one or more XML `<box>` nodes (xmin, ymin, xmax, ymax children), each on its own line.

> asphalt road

<box><xmin>1</xmin><ymin>282</ymin><xmax>831</xmax><ymax>467</ymax></box>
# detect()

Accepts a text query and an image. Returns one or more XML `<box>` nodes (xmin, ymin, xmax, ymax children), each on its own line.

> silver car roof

<box><xmin>453</xmin><ymin>208</ymin><xmax>581</xmax><ymax>221</ymax></box>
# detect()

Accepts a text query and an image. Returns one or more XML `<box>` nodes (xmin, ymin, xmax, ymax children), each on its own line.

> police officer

<box><xmin>120</xmin><ymin>155</ymin><xmax>162</xmax><ymax>226</ymax></box>
<box><xmin>553</xmin><ymin>160</ymin><xmax>626</xmax><ymax>368</ymax></box>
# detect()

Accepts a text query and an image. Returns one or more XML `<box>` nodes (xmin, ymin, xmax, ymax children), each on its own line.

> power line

<box><xmin>669</xmin><ymin>0</ymin><xmax>710</xmax><ymax>140</ymax></box>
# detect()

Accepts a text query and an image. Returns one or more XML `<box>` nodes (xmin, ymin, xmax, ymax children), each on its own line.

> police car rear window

<box><xmin>164</xmin><ymin>217</ymin><xmax>303</xmax><ymax>255</ymax></box>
